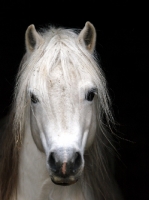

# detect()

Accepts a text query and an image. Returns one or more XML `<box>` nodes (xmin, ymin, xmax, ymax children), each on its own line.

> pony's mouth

<box><xmin>51</xmin><ymin>177</ymin><xmax>78</xmax><ymax>186</ymax></box>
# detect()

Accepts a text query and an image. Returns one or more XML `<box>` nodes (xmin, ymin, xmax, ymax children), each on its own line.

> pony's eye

<box><xmin>86</xmin><ymin>88</ymin><xmax>97</xmax><ymax>101</ymax></box>
<box><xmin>86</xmin><ymin>91</ymin><xmax>95</xmax><ymax>101</ymax></box>
<box><xmin>31</xmin><ymin>93</ymin><xmax>39</xmax><ymax>104</ymax></box>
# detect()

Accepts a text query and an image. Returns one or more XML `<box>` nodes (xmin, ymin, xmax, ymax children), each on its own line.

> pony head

<box><xmin>14</xmin><ymin>21</ymin><xmax>111</xmax><ymax>186</ymax></box>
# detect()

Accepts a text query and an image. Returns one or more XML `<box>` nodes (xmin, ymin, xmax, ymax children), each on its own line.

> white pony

<box><xmin>0</xmin><ymin>21</ymin><xmax>123</xmax><ymax>200</ymax></box>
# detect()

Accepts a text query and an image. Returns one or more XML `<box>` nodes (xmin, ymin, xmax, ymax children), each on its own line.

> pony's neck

<box><xmin>16</xmin><ymin>121</ymin><xmax>92</xmax><ymax>200</ymax></box>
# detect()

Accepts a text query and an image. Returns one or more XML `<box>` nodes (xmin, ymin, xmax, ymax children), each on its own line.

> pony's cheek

<box><xmin>81</xmin><ymin>104</ymin><xmax>97</xmax><ymax>149</ymax></box>
<box><xmin>30</xmin><ymin>110</ymin><xmax>45</xmax><ymax>152</ymax></box>
<box><xmin>84</xmin><ymin>117</ymin><xmax>97</xmax><ymax>149</ymax></box>
<box><xmin>32</xmin><ymin>131</ymin><xmax>45</xmax><ymax>152</ymax></box>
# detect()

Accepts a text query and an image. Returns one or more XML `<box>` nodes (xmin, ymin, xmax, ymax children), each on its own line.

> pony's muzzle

<box><xmin>48</xmin><ymin>150</ymin><xmax>83</xmax><ymax>185</ymax></box>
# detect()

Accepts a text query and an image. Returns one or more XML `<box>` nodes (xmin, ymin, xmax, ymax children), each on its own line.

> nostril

<box><xmin>48</xmin><ymin>152</ymin><xmax>57</xmax><ymax>172</ymax></box>
<box><xmin>73</xmin><ymin>152</ymin><xmax>82</xmax><ymax>171</ymax></box>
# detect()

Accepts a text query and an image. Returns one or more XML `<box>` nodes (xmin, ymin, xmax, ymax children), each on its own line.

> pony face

<box><xmin>29</xmin><ymin>63</ymin><xmax>98</xmax><ymax>185</ymax></box>
<box><xmin>17</xmin><ymin>21</ymin><xmax>99</xmax><ymax>186</ymax></box>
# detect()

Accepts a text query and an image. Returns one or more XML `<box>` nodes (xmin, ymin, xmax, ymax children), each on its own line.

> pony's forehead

<box><xmin>28</xmin><ymin>63</ymin><xmax>97</xmax><ymax>95</ymax></box>
<box><xmin>49</xmin><ymin>63</ymin><xmax>92</xmax><ymax>79</ymax></box>
<box><xmin>48</xmin><ymin>64</ymin><xmax>96</xmax><ymax>87</ymax></box>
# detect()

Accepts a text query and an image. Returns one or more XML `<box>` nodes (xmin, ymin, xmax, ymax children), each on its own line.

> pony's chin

<box><xmin>51</xmin><ymin>178</ymin><xmax>78</xmax><ymax>186</ymax></box>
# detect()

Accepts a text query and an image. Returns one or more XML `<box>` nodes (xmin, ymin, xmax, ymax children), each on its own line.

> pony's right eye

<box><xmin>31</xmin><ymin>93</ymin><xmax>39</xmax><ymax>104</ymax></box>
<box><xmin>86</xmin><ymin>91</ymin><xmax>95</xmax><ymax>101</ymax></box>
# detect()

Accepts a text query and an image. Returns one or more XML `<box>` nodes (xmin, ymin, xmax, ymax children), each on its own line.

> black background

<box><xmin>0</xmin><ymin>1</ymin><xmax>148</xmax><ymax>200</ymax></box>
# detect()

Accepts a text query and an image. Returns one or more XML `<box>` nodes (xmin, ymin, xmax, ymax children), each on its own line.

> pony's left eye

<box><xmin>31</xmin><ymin>93</ymin><xmax>39</xmax><ymax>104</ymax></box>
<box><xmin>86</xmin><ymin>91</ymin><xmax>95</xmax><ymax>101</ymax></box>
<box><xmin>86</xmin><ymin>88</ymin><xmax>97</xmax><ymax>101</ymax></box>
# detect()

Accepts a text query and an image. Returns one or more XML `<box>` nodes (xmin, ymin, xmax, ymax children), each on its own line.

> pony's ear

<box><xmin>78</xmin><ymin>21</ymin><xmax>96</xmax><ymax>53</ymax></box>
<box><xmin>25</xmin><ymin>24</ymin><xmax>43</xmax><ymax>52</ymax></box>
